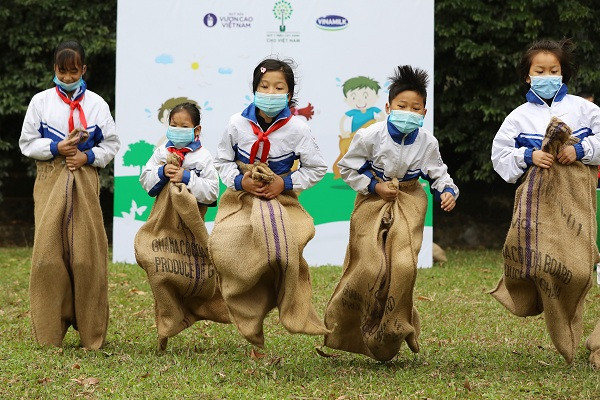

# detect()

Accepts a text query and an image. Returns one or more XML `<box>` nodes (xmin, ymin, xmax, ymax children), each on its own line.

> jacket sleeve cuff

<box><xmin>443</xmin><ymin>187</ymin><xmax>456</xmax><ymax>197</ymax></box>
<box><xmin>367</xmin><ymin>178</ymin><xmax>378</xmax><ymax>194</ymax></box>
<box><xmin>158</xmin><ymin>165</ymin><xmax>168</xmax><ymax>181</ymax></box>
<box><xmin>85</xmin><ymin>150</ymin><xmax>95</xmax><ymax>165</ymax></box>
<box><xmin>50</xmin><ymin>141</ymin><xmax>59</xmax><ymax>156</ymax></box>
<box><xmin>573</xmin><ymin>143</ymin><xmax>585</xmax><ymax>160</ymax></box>
<box><xmin>524</xmin><ymin>148</ymin><xmax>534</xmax><ymax>166</ymax></box>
<box><xmin>234</xmin><ymin>174</ymin><xmax>244</xmax><ymax>191</ymax></box>
<box><xmin>181</xmin><ymin>169</ymin><xmax>191</xmax><ymax>185</ymax></box>
<box><xmin>283</xmin><ymin>175</ymin><xmax>293</xmax><ymax>191</ymax></box>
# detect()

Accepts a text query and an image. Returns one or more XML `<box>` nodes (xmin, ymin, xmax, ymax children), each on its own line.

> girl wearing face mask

<box><xmin>210</xmin><ymin>58</ymin><xmax>329</xmax><ymax>350</ymax></box>
<box><xmin>492</xmin><ymin>39</ymin><xmax>600</xmax><ymax>183</ymax></box>
<box><xmin>19</xmin><ymin>40</ymin><xmax>120</xmax><ymax>349</ymax></box>
<box><xmin>140</xmin><ymin>102</ymin><xmax>219</xmax><ymax>204</ymax></box>
<box><xmin>491</xmin><ymin>40</ymin><xmax>600</xmax><ymax>367</ymax></box>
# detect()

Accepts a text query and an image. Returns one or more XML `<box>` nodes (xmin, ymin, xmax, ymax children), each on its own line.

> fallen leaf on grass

<box><xmin>267</xmin><ymin>356</ymin><xmax>282</xmax><ymax>366</ymax></box>
<box><xmin>335</xmin><ymin>396</ymin><xmax>349</xmax><ymax>400</ymax></box>
<box><xmin>250</xmin><ymin>348</ymin><xmax>266</xmax><ymax>360</ymax></box>
<box><xmin>129</xmin><ymin>288</ymin><xmax>146</xmax><ymax>295</ymax></box>
<box><xmin>71</xmin><ymin>363</ymin><xmax>81</xmax><ymax>370</ymax></box>
<box><xmin>140</xmin><ymin>372</ymin><xmax>150</xmax><ymax>379</ymax></box>
<box><xmin>416</xmin><ymin>296</ymin><xmax>433</xmax><ymax>301</ymax></box>
<box><xmin>37</xmin><ymin>377</ymin><xmax>52</xmax><ymax>385</ymax></box>
<box><xmin>71</xmin><ymin>377</ymin><xmax>100</xmax><ymax>386</ymax></box>
<box><xmin>537</xmin><ymin>360</ymin><xmax>550</xmax><ymax>366</ymax></box>
<box><xmin>464</xmin><ymin>378</ymin><xmax>472</xmax><ymax>391</ymax></box>
<box><xmin>315</xmin><ymin>347</ymin><xmax>339</xmax><ymax>358</ymax></box>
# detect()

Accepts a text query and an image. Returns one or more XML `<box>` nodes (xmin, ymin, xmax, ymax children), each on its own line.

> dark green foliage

<box><xmin>0</xmin><ymin>0</ymin><xmax>117</xmax><ymax>200</ymax></box>
<box><xmin>435</xmin><ymin>0</ymin><xmax>600</xmax><ymax>182</ymax></box>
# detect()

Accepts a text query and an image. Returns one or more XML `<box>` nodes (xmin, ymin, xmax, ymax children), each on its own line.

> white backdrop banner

<box><xmin>113</xmin><ymin>0</ymin><xmax>435</xmax><ymax>267</ymax></box>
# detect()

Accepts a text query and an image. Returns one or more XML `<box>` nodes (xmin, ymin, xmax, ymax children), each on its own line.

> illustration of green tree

<box><xmin>273</xmin><ymin>0</ymin><xmax>293</xmax><ymax>32</ymax></box>
<box><xmin>122</xmin><ymin>140</ymin><xmax>155</xmax><ymax>175</ymax></box>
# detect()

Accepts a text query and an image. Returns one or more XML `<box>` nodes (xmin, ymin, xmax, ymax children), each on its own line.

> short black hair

<box><xmin>54</xmin><ymin>40</ymin><xmax>85</xmax><ymax>70</ymax></box>
<box><xmin>252</xmin><ymin>58</ymin><xmax>297</xmax><ymax>107</ymax></box>
<box><xmin>387</xmin><ymin>65</ymin><xmax>429</xmax><ymax>105</ymax></box>
<box><xmin>169</xmin><ymin>102</ymin><xmax>201</xmax><ymax>126</ymax></box>
<box><xmin>518</xmin><ymin>38</ymin><xmax>577</xmax><ymax>84</ymax></box>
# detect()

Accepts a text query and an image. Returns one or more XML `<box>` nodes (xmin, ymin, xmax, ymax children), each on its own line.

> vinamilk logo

<box><xmin>316</xmin><ymin>15</ymin><xmax>348</xmax><ymax>31</ymax></box>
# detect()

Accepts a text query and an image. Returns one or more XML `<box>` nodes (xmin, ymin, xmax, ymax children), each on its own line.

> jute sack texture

<box><xmin>491</xmin><ymin>117</ymin><xmax>599</xmax><ymax>363</ymax></box>
<box><xmin>208</xmin><ymin>162</ymin><xmax>329</xmax><ymax>347</ymax></box>
<box><xmin>30</xmin><ymin>129</ymin><xmax>108</xmax><ymax>349</ymax></box>
<box><xmin>324</xmin><ymin>178</ymin><xmax>426</xmax><ymax>361</ymax></box>
<box><xmin>586</xmin><ymin>321</ymin><xmax>600</xmax><ymax>368</ymax></box>
<box><xmin>135</xmin><ymin>182</ymin><xmax>230</xmax><ymax>350</ymax></box>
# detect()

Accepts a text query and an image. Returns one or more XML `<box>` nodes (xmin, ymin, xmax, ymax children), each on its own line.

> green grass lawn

<box><xmin>0</xmin><ymin>248</ymin><xmax>598</xmax><ymax>399</ymax></box>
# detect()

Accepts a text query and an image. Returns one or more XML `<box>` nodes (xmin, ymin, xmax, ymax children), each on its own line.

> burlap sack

<box><xmin>586</xmin><ymin>321</ymin><xmax>600</xmax><ymax>368</ymax></box>
<box><xmin>135</xmin><ymin>182</ymin><xmax>230</xmax><ymax>350</ymax></box>
<box><xmin>324</xmin><ymin>179</ymin><xmax>427</xmax><ymax>361</ymax></box>
<box><xmin>208</xmin><ymin>166</ymin><xmax>328</xmax><ymax>347</ymax></box>
<box><xmin>491</xmin><ymin>117</ymin><xmax>599</xmax><ymax>363</ymax></box>
<box><xmin>30</xmin><ymin>155</ymin><xmax>108</xmax><ymax>350</ymax></box>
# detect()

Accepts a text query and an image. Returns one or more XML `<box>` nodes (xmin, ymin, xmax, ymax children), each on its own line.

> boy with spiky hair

<box><xmin>334</xmin><ymin>76</ymin><xmax>386</xmax><ymax>178</ymax></box>
<box><xmin>323</xmin><ymin>66</ymin><xmax>458</xmax><ymax>361</ymax></box>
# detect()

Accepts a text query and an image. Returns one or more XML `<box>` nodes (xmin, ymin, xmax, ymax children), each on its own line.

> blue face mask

<box><xmin>254</xmin><ymin>92</ymin><xmax>288</xmax><ymax>117</ymax></box>
<box><xmin>166</xmin><ymin>126</ymin><xmax>196</xmax><ymax>149</ymax></box>
<box><xmin>529</xmin><ymin>75</ymin><xmax>562</xmax><ymax>99</ymax></box>
<box><xmin>53</xmin><ymin>75</ymin><xmax>82</xmax><ymax>92</ymax></box>
<box><xmin>388</xmin><ymin>110</ymin><xmax>424</xmax><ymax>134</ymax></box>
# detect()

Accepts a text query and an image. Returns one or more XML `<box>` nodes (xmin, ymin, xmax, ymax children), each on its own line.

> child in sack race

<box><xmin>491</xmin><ymin>38</ymin><xmax>600</xmax><ymax>366</ymax></box>
<box><xmin>137</xmin><ymin>102</ymin><xmax>229</xmax><ymax>351</ymax></box>
<box><xmin>323</xmin><ymin>65</ymin><xmax>458</xmax><ymax>361</ymax></box>
<box><xmin>209</xmin><ymin>58</ymin><xmax>330</xmax><ymax>350</ymax></box>
<box><xmin>19</xmin><ymin>40</ymin><xmax>120</xmax><ymax>349</ymax></box>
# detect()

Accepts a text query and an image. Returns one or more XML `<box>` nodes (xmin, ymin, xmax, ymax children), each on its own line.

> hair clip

<box><xmin>260</xmin><ymin>67</ymin><xmax>266</xmax><ymax>73</ymax></box>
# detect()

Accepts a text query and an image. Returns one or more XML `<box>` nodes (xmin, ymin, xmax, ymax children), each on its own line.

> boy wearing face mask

<box><xmin>323</xmin><ymin>66</ymin><xmax>457</xmax><ymax>361</ymax></box>
<box><xmin>140</xmin><ymin>102</ymin><xmax>219</xmax><ymax>204</ymax></box>
<box><xmin>337</xmin><ymin>65</ymin><xmax>458</xmax><ymax>208</ymax></box>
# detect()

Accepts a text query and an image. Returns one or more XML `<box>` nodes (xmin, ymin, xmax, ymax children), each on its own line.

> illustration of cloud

<box><xmin>218</xmin><ymin>67</ymin><xmax>233</xmax><ymax>74</ymax></box>
<box><xmin>155</xmin><ymin>54</ymin><xmax>173</xmax><ymax>64</ymax></box>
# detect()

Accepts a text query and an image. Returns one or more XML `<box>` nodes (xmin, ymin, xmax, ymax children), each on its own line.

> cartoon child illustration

<box><xmin>334</xmin><ymin>76</ymin><xmax>385</xmax><ymax>178</ymax></box>
<box><xmin>156</xmin><ymin>97</ymin><xmax>201</xmax><ymax>146</ymax></box>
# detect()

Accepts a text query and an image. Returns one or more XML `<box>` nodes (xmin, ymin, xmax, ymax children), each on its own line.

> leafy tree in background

<box><xmin>0</xmin><ymin>0</ymin><xmax>117</xmax><ymax>200</ymax></box>
<box><xmin>123</xmin><ymin>140</ymin><xmax>156</xmax><ymax>175</ymax></box>
<box><xmin>435</xmin><ymin>0</ymin><xmax>600</xmax><ymax>183</ymax></box>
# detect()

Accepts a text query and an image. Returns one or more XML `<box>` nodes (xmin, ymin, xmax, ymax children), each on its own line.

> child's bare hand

<box><xmin>557</xmin><ymin>145</ymin><xmax>577</xmax><ymax>165</ymax></box>
<box><xmin>164</xmin><ymin>164</ymin><xmax>184</xmax><ymax>182</ymax></box>
<box><xmin>375</xmin><ymin>182</ymin><xmax>398</xmax><ymax>202</ymax></box>
<box><xmin>66</xmin><ymin>150</ymin><xmax>88</xmax><ymax>171</ymax></box>
<box><xmin>58</xmin><ymin>136</ymin><xmax>79</xmax><ymax>156</ymax></box>
<box><xmin>532</xmin><ymin>150</ymin><xmax>554</xmax><ymax>168</ymax></box>
<box><xmin>241</xmin><ymin>171</ymin><xmax>266</xmax><ymax>195</ymax></box>
<box><xmin>440</xmin><ymin>191</ymin><xmax>456</xmax><ymax>212</ymax></box>
<box><xmin>255</xmin><ymin>175</ymin><xmax>285</xmax><ymax>200</ymax></box>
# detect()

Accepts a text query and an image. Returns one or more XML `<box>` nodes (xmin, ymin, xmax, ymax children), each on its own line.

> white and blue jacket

<box><xmin>20</xmin><ymin>82</ymin><xmax>120</xmax><ymax>168</ymax></box>
<box><xmin>338</xmin><ymin>119</ymin><xmax>459</xmax><ymax>200</ymax></box>
<box><xmin>140</xmin><ymin>140</ymin><xmax>219</xmax><ymax>205</ymax></box>
<box><xmin>492</xmin><ymin>85</ymin><xmax>600</xmax><ymax>183</ymax></box>
<box><xmin>215</xmin><ymin>104</ymin><xmax>327</xmax><ymax>191</ymax></box>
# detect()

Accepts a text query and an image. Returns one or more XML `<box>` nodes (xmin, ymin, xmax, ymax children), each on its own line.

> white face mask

<box><xmin>166</xmin><ymin>126</ymin><xmax>196</xmax><ymax>148</ymax></box>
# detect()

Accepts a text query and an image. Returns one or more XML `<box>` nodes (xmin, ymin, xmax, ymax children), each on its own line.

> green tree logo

<box><xmin>122</xmin><ymin>140</ymin><xmax>155</xmax><ymax>175</ymax></box>
<box><xmin>273</xmin><ymin>0</ymin><xmax>293</xmax><ymax>32</ymax></box>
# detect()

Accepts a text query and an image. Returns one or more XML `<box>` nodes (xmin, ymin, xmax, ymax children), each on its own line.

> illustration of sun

<box><xmin>191</xmin><ymin>61</ymin><xmax>200</xmax><ymax>70</ymax></box>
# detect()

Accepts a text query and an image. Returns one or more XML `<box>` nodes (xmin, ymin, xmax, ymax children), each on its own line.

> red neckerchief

<box><xmin>55</xmin><ymin>87</ymin><xmax>87</xmax><ymax>132</ymax></box>
<box><xmin>249</xmin><ymin>116</ymin><xmax>292</xmax><ymax>163</ymax></box>
<box><xmin>167</xmin><ymin>146</ymin><xmax>193</xmax><ymax>167</ymax></box>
